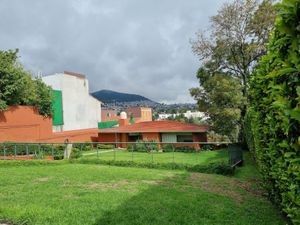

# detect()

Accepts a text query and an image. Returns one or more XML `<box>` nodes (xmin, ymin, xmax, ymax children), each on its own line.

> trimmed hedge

<box><xmin>74</xmin><ymin>158</ymin><xmax>234</xmax><ymax>176</ymax></box>
<box><xmin>246</xmin><ymin>0</ymin><xmax>300</xmax><ymax>223</ymax></box>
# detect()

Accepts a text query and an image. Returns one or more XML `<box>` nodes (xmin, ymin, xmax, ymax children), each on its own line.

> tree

<box><xmin>190</xmin><ymin>0</ymin><xmax>276</xmax><ymax>141</ymax></box>
<box><xmin>190</xmin><ymin>69</ymin><xmax>246</xmax><ymax>141</ymax></box>
<box><xmin>0</xmin><ymin>49</ymin><xmax>52</xmax><ymax>116</ymax></box>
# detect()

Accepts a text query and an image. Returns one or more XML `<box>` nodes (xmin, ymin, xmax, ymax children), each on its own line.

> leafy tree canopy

<box><xmin>190</xmin><ymin>0</ymin><xmax>276</xmax><ymax>141</ymax></box>
<box><xmin>0</xmin><ymin>49</ymin><xmax>52</xmax><ymax>116</ymax></box>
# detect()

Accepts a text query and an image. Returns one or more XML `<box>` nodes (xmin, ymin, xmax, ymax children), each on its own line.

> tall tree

<box><xmin>0</xmin><ymin>49</ymin><xmax>52</xmax><ymax>116</ymax></box>
<box><xmin>190</xmin><ymin>0</ymin><xmax>276</xmax><ymax>141</ymax></box>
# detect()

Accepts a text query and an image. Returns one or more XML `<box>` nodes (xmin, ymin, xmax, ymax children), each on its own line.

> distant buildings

<box><xmin>158</xmin><ymin>110</ymin><xmax>208</xmax><ymax>121</ymax></box>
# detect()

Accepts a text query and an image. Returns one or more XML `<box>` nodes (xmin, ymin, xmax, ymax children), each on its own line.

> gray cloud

<box><xmin>0</xmin><ymin>0</ymin><xmax>227</xmax><ymax>103</ymax></box>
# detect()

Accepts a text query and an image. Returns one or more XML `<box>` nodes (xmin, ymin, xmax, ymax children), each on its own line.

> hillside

<box><xmin>91</xmin><ymin>89</ymin><xmax>155</xmax><ymax>103</ymax></box>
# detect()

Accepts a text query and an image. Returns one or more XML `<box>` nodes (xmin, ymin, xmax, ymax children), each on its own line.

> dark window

<box><xmin>177</xmin><ymin>135</ymin><xmax>193</xmax><ymax>142</ymax></box>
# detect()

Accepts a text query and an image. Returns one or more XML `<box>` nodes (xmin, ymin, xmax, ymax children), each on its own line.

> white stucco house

<box><xmin>42</xmin><ymin>71</ymin><xmax>101</xmax><ymax>132</ymax></box>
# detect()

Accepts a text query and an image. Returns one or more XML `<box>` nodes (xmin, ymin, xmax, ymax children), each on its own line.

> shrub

<box><xmin>75</xmin><ymin>159</ymin><xmax>234</xmax><ymax>176</ymax></box>
<box><xmin>70</xmin><ymin>147</ymin><xmax>82</xmax><ymax>159</ymax></box>
<box><xmin>130</xmin><ymin>140</ymin><xmax>159</xmax><ymax>152</ymax></box>
<box><xmin>73</xmin><ymin>143</ymin><xmax>93</xmax><ymax>151</ymax></box>
<box><xmin>247</xmin><ymin>1</ymin><xmax>300</xmax><ymax>223</ymax></box>
<box><xmin>175</xmin><ymin>146</ymin><xmax>195</xmax><ymax>153</ymax></box>
<box><xmin>162</xmin><ymin>145</ymin><xmax>174</xmax><ymax>152</ymax></box>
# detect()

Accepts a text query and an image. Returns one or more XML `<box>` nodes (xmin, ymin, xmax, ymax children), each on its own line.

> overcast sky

<box><xmin>0</xmin><ymin>0</ymin><xmax>227</xmax><ymax>103</ymax></box>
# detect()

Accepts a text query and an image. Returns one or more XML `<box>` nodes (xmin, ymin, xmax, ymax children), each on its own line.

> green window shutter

<box><xmin>52</xmin><ymin>90</ymin><xmax>64</xmax><ymax>125</ymax></box>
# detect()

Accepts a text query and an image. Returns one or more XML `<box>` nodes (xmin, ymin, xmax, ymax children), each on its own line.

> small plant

<box><xmin>70</xmin><ymin>148</ymin><xmax>82</xmax><ymax>159</ymax></box>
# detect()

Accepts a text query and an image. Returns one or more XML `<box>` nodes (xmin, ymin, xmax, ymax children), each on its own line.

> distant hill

<box><xmin>91</xmin><ymin>89</ymin><xmax>156</xmax><ymax>104</ymax></box>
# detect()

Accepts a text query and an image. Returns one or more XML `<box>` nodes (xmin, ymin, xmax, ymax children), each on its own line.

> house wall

<box><xmin>0</xmin><ymin>106</ymin><xmax>53</xmax><ymax>142</ymax></box>
<box><xmin>42</xmin><ymin>73</ymin><xmax>101</xmax><ymax>131</ymax></box>
<box><xmin>0</xmin><ymin>106</ymin><xmax>98</xmax><ymax>143</ymax></box>
<box><xmin>98</xmin><ymin>133</ymin><xmax>117</xmax><ymax>143</ymax></box>
<box><xmin>126</xmin><ymin>107</ymin><xmax>152</xmax><ymax>122</ymax></box>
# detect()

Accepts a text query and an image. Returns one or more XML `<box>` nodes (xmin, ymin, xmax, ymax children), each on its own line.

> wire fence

<box><xmin>0</xmin><ymin>141</ymin><xmax>243</xmax><ymax>166</ymax></box>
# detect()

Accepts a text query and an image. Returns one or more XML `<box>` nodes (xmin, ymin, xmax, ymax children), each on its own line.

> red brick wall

<box><xmin>0</xmin><ymin>106</ymin><xmax>53</xmax><ymax>142</ymax></box>
<box><xmin>0</xmin><ymin>106</ymin><xmax>99</xmax><ymax>143</ymax></box>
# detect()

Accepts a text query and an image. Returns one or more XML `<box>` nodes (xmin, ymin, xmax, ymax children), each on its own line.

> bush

<box><xmin>175</xmin><ymin>146</ymin><xmax>195</xmax><ymax>153</ymax></box>
<box><xmin>70</xmin><ymin>148</ymin><xmax>82</xmax><ymax>159</ymax></box>
<box><xmin>75</xmin><ymin>159</ymin><xmax>234</xmax><ymax>176</ymax></box>
<box><xmin>162</xmin><ymin>145</ymin><xmax>174</xmax><ymax>152</ymax></box>
<box><xmin>130</xmin><ymin>140</ymin><xmax>159</xmax><ymax>152</ymax></box>
<box><xmin>0</xmin><ymin>143</ymin><xmax>66</xmax><ymax>160</ymax></box>
<box><xmin>73</xmin><ymin>143</ymin><xmax>93</xmax><ymax>151</ymax></box>
<box><xmin>247</xmin><ymin>1</ymin><xmax>300</xmax><ymax>223</ymax></box>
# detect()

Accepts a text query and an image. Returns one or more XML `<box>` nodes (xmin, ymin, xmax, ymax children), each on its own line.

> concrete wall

<box><xmin>42</xmin><ymin>73</ymin><xmax>101</xmax><ymax>131</ymax></box>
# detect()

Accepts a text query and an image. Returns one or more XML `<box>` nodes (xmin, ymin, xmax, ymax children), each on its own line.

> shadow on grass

<box><xmin>93</xmin><ymin>173</ymin><xmax>286</xmax><ymax>225</ymax></box>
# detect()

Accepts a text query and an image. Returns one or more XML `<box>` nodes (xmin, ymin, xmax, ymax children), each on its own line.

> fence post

<box><xmin>132</xmin><ymin>144</ymin><xmax>134</xmax><ymax>162</ymax></box>
<box><xmin>172</xmin><ymin>145</ymin><xmax>175</xmax><ymax>169</ymax></box>
<box><xmin>14</xmin><ymin>144</ymin><xmax>17</xmax><ymax>159</ymax></box>
<box><xmin>26</xmin><ymin>144</ymin><xmax>29</xmax><ymax>158</ymax></box>
<box><xmin>151</xmin><ymin>143</ymin><xmax>154</xmax><ymax>163</ymax></box>
<box><xmin>114</xmin><ymin>147</ymin><xmax>116</xmax><ymax>161</ymax></box>
<box><xmin>97</xmin><ymin>144</ymin><xmax>99</xmax><ymax>159</ymax></box>
<box><xmin>51</xmin><ymin>144</ymin><xmax>54</xmax><ymax>158</ymax></box>
<box><xmin>3</xmin><ymin>143</ymin><xmax>6</xmax><ymax>160</ymax></box>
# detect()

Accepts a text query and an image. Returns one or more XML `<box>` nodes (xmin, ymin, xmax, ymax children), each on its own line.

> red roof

<box><xmin>99</xmin><ymin>120</ymin><xmax>209</xmax><ymax>133</ymax></box>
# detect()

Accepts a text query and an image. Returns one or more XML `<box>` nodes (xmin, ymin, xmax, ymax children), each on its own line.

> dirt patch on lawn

<box><xmin>185</xmin><ymin>173</ymin><xmax>264</xmax><ymax>203</ymax></box>
<box><xmin>62</xmin><ymin>179</ymin><xmax>162</xmax><ymax>193</ymax></box>
<box><xmin>33</xmin><ymin>177</ymin><xmax>52</xmax><ymax>183</ymax></box>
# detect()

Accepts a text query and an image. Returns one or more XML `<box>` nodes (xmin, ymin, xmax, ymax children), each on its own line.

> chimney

<box><xmin>119</xmin><ymin>112</ymin><xmax>129</xmax><ymax>127</ymax></box>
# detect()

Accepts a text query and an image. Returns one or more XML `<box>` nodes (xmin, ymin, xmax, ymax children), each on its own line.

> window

<box><xmin>177</xmin><ymin>135</ymin><xmax>193</xmax><ymax>142</ymax></box>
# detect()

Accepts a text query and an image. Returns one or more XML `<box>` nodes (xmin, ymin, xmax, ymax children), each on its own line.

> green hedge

<box><xmin>127</xmin><ymin>140</ymin><xmax>159</xmax><ymax>152</ymax></box>
<box><xmin>161</xmin><ymin>145</ymin><xmax>196</xmax><ymax>153</ymax></box>
<box><xmin>0</xmin><ymin>143</ymin><xmax>65</xmax><ymax>160</ymax></box>
<box><xmin>74</xmin><ymin>159</ymin><xmax>234</xmax><ymax>176</ymax></box>
<box><xmin>246</xmin><ymin>1</ymin><xmax>300</xmax><ymax>223</ymax></box>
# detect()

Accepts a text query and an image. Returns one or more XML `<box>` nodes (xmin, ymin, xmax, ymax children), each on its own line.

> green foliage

<box><xmin>70</xmin><ymin>148</ymin><xmax>82</xmax><ymax>159</ymax></box>
<box><xmin>247</xmin><ymin>1</ymin><xmax>300</xmax><ymax>223</ymax></box>
<box><xmin>191</xmin><ymin>73</ymin><xmax>245</xmax><ymax>141</ymax></box>
<box><xmin>76</xmin><ymin>158</ymin><xmax>234</xmax><ymax>176</ymax></box>
<box><xmin>0</xmin><ymin>143</ymin><xmax>65</xmax><ymax>160</ymax></box>
<box><xmin>128</xmin><ymin>140</ymin><xmax>159</xmax><ymax>152</ymax></box>
<box><xmin>191</xmin><ymin>0</ymin><xmax>276</xmax><ymax>142</ymax></box>
<box><xmin>0</xmin><ymin>49</ymin><xmax>52</xmax><ymax>116</ymax></box>
<box><xmin>97</xmin><ymin>144</ymin><xmax>115</xmax><ymax>149</ymax></box>
<box><xmin>161</xmin><ymin>145</ymin><xmax>196</xmax><ymax>153</ymax></box>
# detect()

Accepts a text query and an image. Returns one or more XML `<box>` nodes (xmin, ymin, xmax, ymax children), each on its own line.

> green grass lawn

<box><xmin>81</xmin><ymin>149</ymin><xmax>229</xmax><ymax>165</ymax></box>
<box><xmin>0</xmin><ymin>153</ymin><xmax>288</xmax><ymax>225</ymax></box>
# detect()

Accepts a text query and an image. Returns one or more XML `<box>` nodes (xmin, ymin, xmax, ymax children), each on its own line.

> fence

<box><xmin>0</xmin><ymin>141</ymin><xmax>239</xmax><ymax>165</ymax></box>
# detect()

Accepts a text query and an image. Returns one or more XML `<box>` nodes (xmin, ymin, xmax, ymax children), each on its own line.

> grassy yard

<box><xmin>0</xmin><ymin>153</ymin><xmax>288</xmax><ymax>225</ymax></box>
<box><xmin>81</xmin><ymin>149</ymin><xmax>229</xmax><ymax>165</ymax></box>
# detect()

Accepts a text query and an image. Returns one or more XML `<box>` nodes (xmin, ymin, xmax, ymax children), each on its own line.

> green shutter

<box><xmin>52</xmin><ymin>90</ymin><xmax>63</xmax><ymax>125</ymax></box>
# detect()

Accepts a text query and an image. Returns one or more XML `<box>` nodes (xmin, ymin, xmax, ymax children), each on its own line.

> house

<box><xmin>98</xmin><ymin>118</ymin><xmax>208</xmax><ymax>149</ymax></box>
<box><xmin>42</xmin><ymin>71</ymin><xmax>101</xmax><ymax>132</ymax></box>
